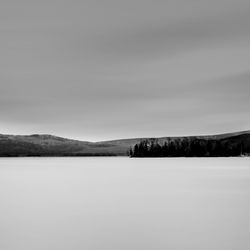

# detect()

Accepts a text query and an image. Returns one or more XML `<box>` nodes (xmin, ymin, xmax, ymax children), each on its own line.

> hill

<box><xmin>0</xmin><ymin>131</ymin><xmax>249</xmax><ymax>157</ymax></box>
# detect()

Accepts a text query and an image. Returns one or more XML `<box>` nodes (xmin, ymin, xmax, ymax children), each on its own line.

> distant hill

<box><xmin>0</xmin><ymin>131</ymin><xmax>250</xmax><ymax>157</ymax></box>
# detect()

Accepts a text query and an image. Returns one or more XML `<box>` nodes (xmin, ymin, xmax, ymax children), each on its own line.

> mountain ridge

<box><xmin>0</xmin><ymin>130</ymin><xmax>249</xmax><ymax>156</ymax></box>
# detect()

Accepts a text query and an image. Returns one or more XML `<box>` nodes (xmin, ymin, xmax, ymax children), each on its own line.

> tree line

<box><xmin>129</xmin><ymin>138</ymin><xmax>249</xmax><ymax>157</ymax></box>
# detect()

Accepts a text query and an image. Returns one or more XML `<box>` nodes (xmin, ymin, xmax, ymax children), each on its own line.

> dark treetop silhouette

<box><xmin>129</xmin><ymin>136</ymin><xmax>250</xmax><ymax>157</ymax></box>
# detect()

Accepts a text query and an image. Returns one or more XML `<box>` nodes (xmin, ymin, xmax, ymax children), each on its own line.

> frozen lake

<box><xmin>0</xmin><ymin>157</ymin><xmax>250</xmax><ymax>250</ymax></box>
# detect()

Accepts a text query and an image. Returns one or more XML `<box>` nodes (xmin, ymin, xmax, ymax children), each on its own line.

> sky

<box><xmin>0</xmin><ymin>0</ymin><xmax>250</xmax><ymax>141</ymax></box>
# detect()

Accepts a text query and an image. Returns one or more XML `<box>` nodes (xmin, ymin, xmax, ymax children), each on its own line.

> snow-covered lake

<box><xmin>0</xmin><ymin>157</ymin><xmax>250</xmax><ymax>250</ymax></box>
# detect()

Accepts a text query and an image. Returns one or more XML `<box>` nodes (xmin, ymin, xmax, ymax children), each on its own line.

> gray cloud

<box><xmin>0</xmin><ymin>0</ymin><xmax>250</xmax><ymax>140</ymax></box>
<box><xmin>89</xmin><ymin>8</ymin><xmax>250</xmax><ymax>62</ymax></box>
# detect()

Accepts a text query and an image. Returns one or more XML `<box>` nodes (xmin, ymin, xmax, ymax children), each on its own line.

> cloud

<box><xmin>81</xmin><ymin>0</ymin><xmax>250</xmax><ymax>63</ymax></box>
<box><xmin>0</xmin><ymin>0</ymin><xmax>250</xmax><ymax>140</ymax></box>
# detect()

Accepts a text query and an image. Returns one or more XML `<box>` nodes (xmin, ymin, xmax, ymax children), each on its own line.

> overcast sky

<box><xmin>0</xmin><ymin>0</ymin><xmax>250</xmax><ymax>141</ymax></box>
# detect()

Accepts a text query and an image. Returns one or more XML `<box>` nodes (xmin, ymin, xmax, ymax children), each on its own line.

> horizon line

<box><xmin>1</xmin><ymin>129</ymin><xmax>250</xmax><ymax>143</ymax></box>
